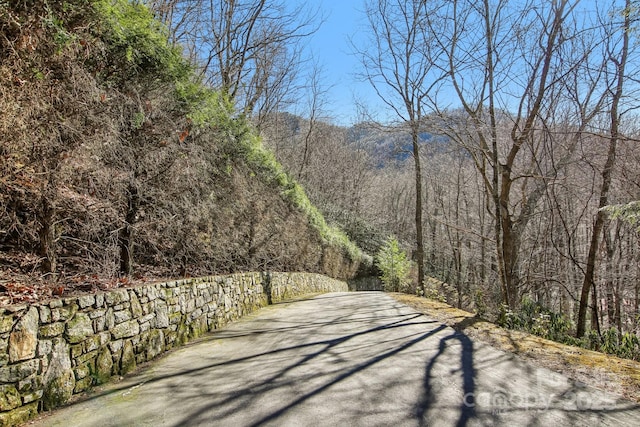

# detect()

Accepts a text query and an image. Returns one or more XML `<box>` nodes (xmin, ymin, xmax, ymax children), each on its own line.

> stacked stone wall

<box><xmin>0</xmin><ymin>272</ymin><xmax>348</xmax><ymax>426</ymax></box>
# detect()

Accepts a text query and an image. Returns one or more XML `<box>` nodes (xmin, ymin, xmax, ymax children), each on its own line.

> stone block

<box><xmin>105</xmin><ymin>290</ymin><xmax>129</xmax><ymax>306</ymax></box>
<box><xmin>65</xmin><ymin>312</ymin><xmax>94</xmax><ymax>344</ymax></box>
<box><xmin>190</xmin><ymin>308</ymin><xmax>203</xmax><ymax>321</ymax></box>
<box><xmin>3</xmin><ymin>305</ymin><xmax>26</xmax><ymax>314</ymax></box>
<box><xmin>139</xmin><ymin>322</ymin><xmax>150</xmax><ymax>333</ymax></box>
<box><xmin>70</xmin><ymin>344</ymin><xmax>84</xmax><ymax>359</ymax></box>
<box><xmin>105</xmin><ymin>308</ymin><xmax>115</xmax><ymax>330</ymax></box>
<box><xmin>112</xmin><ymin>303</ymin><xmax>129</xmax><ymax>311</ymax></box>
<box><xmin>108</xmin><ymin>339</ymin><xmax>123</xmax><ymax>353</ymax></box>
<box><xmin>0</xmin><ymin>385</ymin><xmax>21</xmax><ymax>411</ymax></box>
<box><xmin>37</xmin><ymin>339</ymin><xmax>53</xmax><ymax>357</ymax></box>
<box><xmin>77</xmin><ymin>294</ymin><xmax>95</xmax><ymax>309</ymax></box>
<box><xmin>0</xmin><ymin>360</ymin><xmax>39</xmax><ymax>383</ymax></box>
<box><xmin>88</xmin><ymin>308</ymin><xmax>106</xmax><ymax>319</ymax></box>
<box><xmin>130</xmin><ymin>292</ymin><xmax>143</xmax><ymax>318</ymax></box>
<box><xmin>8</xmin><ymin>307</ymin><xmax>39</xmax><ymax>362</ymax></box>
<box><xmin>39</xmin><ymin>354</ymin><xmax>48</xmax><ymax>374</ymax></box>
<box><xmin>84</xmin><ymin>335</ymin><xmax>101</xmax><ymax>353</ymax></box>
<box><xmin>38</xmin><ymin>305</ymin><xmax>51</xmax><ymax>323</ymax></box>
<box><xmin>113</xmin><ymin>310</ymin><xmax>132</xmax><ymax>324</ymax></box>
<box><xmin>139</xmin><ymin>313</ymin><xmax>155</xmax><ymax>324</ymax></box>
<box><xmin>94</xmin><ymin>293</ymin><xmax>105</xmax><ymax>308</ymax></box>
<box><xmin>168</xmin><ymin>312</ymin><xmax>182</xmax><ymax>325</ymax></box>
<box><xmin>95</xmin><ymin>348</ymin><xmax>112</xmax><ymax>385</ymax></box>
<box><xmin>42</xmin><ymin>369</ymin><xmax>75</xmax><ymax>410</ymax></box>
<box><xmin>120</xmin><ymin>340</ymin><xmax>136</xmax><ymax>375</ymax></box>
<box><xmin>74</xmin><ymin>376</ymin><xmax>93</xmax><ymax>394</ymax></box>
<box><xmin>165</xmin><ymin>330</ymin><xmax>177</xmax><ymax>346</ymax></box>
<box><xmin>94</xmin><ymin>315</ymin><xmax>106</xmax><ymax>333</ymax></box>
<box><xmin>74</xmin><ymin>363</ymin><xmax>90</xmax><ymax>380</ymax></box>
<box><xmin>98</xmin><ymin>331</ymin><xmax>110</xmax><ymax>347</ymax></box>
<box><xmin>111</xmin><ymin>320</ymin><xmax>140</xmax><ymax>340</ymax></box>
<box><xmin>146</xmin><ymin>329</ymin><xmax>165</xmax><ymax>361</ymax></box>
<box><xmin>21</xmin><ymin>389</ymin><xmax>43</xmax><ymax>404</ymax></box>
<box><xmin>196</xmin><ymin>296</ymin><xmax>207</xmax><ymax>308</ymax></box>
<box><xmin>39</xmin><ymin>322</ymin><xmax>65</xmax><ymax>338</ymax></box>
<box><xmin>49</xmin><ymin>299</ymin><xmax>63</xmax><ymax>309</ymax></box>
<box><xmin>0</xmin><ymin>401</ymin><xmax>38</xmax><ymax>427</ymax></box>
<box><xmin>42</xmin><ymin>338</ymin><xmax>74</xmax><ymax>410</ymax></box>
<box><xmin>75</xmin><ymin>349</ymin><xmax>98</xmax><ymax>365</ymax></box>
<box><xmin>130</xmin><ymin>335</ymin><xmax>140</xmax><ymax>347</ymax></box>
<box><xmin>147</xmin><ymin>286</ymin><xmax>159</xmax><ymax>300</ymax></box>
<box><xmin>17</xmin><ymin>372</ymin><xmax>41</xmax><ymax>393</ymax></box>
<box><xmin>52</xmin><ymin>303</ymin><xmax>78</xmax><ymax>322</ymax></box>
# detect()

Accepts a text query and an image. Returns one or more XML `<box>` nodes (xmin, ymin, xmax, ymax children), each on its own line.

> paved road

<box><xmin>32</xmin><ymin>292</ymin><xmax>640</xmax><ymax>426</ymax></box>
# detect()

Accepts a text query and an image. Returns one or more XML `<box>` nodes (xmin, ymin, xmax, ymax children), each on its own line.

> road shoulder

<box><xmin>390</xmin><ymin>292</ymin><xmax>640</xmax><ymax>403</ymax></box>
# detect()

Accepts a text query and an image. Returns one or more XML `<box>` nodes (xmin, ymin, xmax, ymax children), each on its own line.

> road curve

<box><xmin>30</xmin><ymin>292</ymin><xmax>640</xmax><ymax>426</ymax></box>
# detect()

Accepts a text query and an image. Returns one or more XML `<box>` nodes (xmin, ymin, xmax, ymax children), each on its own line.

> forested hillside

<box><xmin>3</xmin><ymin>0</ymin><xmax>640</xmax><ymax>361</ymax></box>
<box><xmin>0</xmin><ymin>0</ymin><xmax>368</xmax><ymax>305</ymax></box>
<box><xmin>257</xmin><ymin>0</ymin><xmax>640</xmax><ymax>359</ymax></box>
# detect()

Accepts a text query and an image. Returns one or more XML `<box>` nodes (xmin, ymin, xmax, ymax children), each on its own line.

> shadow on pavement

<box><xmin>36</xmin><ymin>292</ymin><xmax>640</xmax><ymax>427</ymax></box>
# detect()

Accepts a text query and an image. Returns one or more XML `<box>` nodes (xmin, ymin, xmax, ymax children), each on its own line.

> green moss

<box><xmin>120</xmin><ymin>340</ymin><xmax>136</xmax><ymax>375</ymax></box>
<box><xmin>0</xmin><ymin>402</ymin><xmax>38</xmax><ymax>427</ymax></box>
<box><xmin>74</xmin><ymin>375</ymin><xmax>93</xmax><ymax>393</ymax></box>
<box><xmin>0</xmin><ymin>314</ymin><xmax>14</xmax><ymax>334</ymax></box>
<box><xmin>65</xmin><ymin>312</ymin><xmax>94</xmax><ymax>344</ymax></box>
<box><xmin>0</xmin><ymin>385</ymin><xmax>21</xmax><ymax>411</ymax></box>
<box><xmin>176</xmin><ymin>318</ymin><xmax>189</xmax><ymax>346</ymax></box>
<box><xmin>236</xmin><ymin>129</ymin><xmax>367</xmax><ymax>264</ymax></box>
<box><xmin>42</xmin><ymin>370</ymin><xmax>75</xmax><ymax>410</ymax></box>
<box><xmin>94</xmin><ymin>348</ymin><xmax>113</xmax><ymax>385</ymax></box>
<box><xmin>94</xmin><ymin>0</ymin><xmax>189</xmax><ymax>83</ymax></box>
<box><xmin>39</xmin><ymin>322</ymin><xmax>65</xmax><ymax>338</ymax></box>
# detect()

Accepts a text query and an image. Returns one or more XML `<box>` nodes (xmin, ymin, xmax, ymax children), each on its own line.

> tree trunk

<box><xmin>500</xmin><ymin>212</ymin><xmax>520</xmax><ymax>309</ymax></box>
<box><xmin>604</xmin><ymin>223</ymin><xmax>617</xmax><ymax>330</ymax></box>
<box><xmin>412</xmin><ymin>125</ymin><xmax>425</xmax><ymax>293</ymax></box>
<box><xmin>576</xmin><ymin>0</ymin><xmax>629</xmax><ymax>337</ymax></box>
<box><xmin>119</xmin><ymin>183</ymin><xmax>139</xmax><ymax>276</ymax></box>
<box><xmin>38</xmin><ymin>191</ymin><xmax>57</xmax><ymax>275</ymax></box>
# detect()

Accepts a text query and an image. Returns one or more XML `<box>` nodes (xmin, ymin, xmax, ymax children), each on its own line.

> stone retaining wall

<box><xmin>0</xmin><ymin>272</ymin><xmax>348</xmax><ymax>426</ymax></box>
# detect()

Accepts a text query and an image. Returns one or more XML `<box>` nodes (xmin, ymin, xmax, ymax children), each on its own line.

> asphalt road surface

<box><xmin>31</xmin><ymin>292</ymin><xmax>640</xmax><ymax>426</ymax></box>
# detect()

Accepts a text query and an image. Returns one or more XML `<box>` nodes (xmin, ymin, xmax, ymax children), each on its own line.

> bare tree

<box><xmin>356</xmin><ymin>0</ymin><xmax>445</xmax><ymax>291</ymax></box>
<box><xmin>146</xmin><ymin>0</ymin><xmax>319</xmax><ymax>127</ymax></box>
<box><xmin>291</xmin><ymin>60</ymin><xmax>330</xmax><ymax>180</ymax></box>
<box><xmin>422</xmin><ymin>0</ymin><xmax>602</xmax><ymax>308</ymax></box>
<box><xmin>576</xmin><ymin>0</ymin><xmax>636</xmax><ymax>337</ymax></box>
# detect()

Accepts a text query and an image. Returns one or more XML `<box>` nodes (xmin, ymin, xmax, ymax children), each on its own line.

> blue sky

<box><xmin>296</xmin><ymin>0</ymin><xmax>609</xmax><ymax>127</ymax></box>
<box><xmin>301</xmin><ymin>0</ymin><xmax>379</xmax><ymax>125</ymax></box>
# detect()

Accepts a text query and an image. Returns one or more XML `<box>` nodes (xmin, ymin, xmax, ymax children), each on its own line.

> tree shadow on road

<box><xmin>40</xmin><ymin>293</ymin><xmax>640</xmax><ymax>427</ymax></box>
<box><xmin>56</xmin><ymin>293</ymin><xmax>446</xmax><ymax>426</ymax></box>
<box><xmin>415</xmin><ymin>329</ymin><xmax>476</xmax><ymax>427</ymax></box>
<box><xmin>166</xmin><ymin>306</ymin><xmax>446</xmax><ymax>426</ymax></box>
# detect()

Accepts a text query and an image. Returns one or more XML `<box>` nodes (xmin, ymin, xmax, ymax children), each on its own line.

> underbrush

<box><xmin>498</xmin><ymin>297</ymin><xmax>640</xmax><ymax>361</ymax></box>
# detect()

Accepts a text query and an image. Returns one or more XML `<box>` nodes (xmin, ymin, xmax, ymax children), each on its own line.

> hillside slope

<box><xmin>0</xmin><ymin>1</ymin><xmax>368</xmax><ymax>304</ymax></box>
